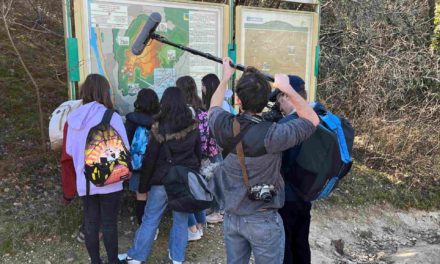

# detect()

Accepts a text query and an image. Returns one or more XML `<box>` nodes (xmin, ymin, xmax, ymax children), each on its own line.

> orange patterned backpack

<box><xmin>84</xmin><ymin>109</ymin><xmax>132</xmax><ymax>190</ymax></box>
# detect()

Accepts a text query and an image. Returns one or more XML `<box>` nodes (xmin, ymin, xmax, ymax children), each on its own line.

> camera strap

<box><xmin>233</xmin><ymin>118</ymin><xmax>251</xmax><ymax>188</ymax></box>
<box><xmin>222</xmin><ymin>115</ymin><xmax>255</xmax><ymax>158</ymax></box>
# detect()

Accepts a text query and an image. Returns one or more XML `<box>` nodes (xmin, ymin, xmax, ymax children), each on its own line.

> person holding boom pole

<box><xmin>208</xmin><ymin>58</ymin><xmax>319</xmax><ymax>264</ymax></box>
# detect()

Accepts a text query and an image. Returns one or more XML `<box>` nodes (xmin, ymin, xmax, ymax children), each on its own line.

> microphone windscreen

<box><xmin>132</xmin><ymin>12</ymin><xmax>162</xmax><ymax>56</ymax></box>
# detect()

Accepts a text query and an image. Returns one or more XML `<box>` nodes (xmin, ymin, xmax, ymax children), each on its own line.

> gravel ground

<box><xmin>1</xmin><ymin>159</ymin><xmax>439</xmax><ymax>263</ymax></box>
<box><xmin>2</xmin><ymin>201</ymin><xmax>439</xmax><ymax>263</ymax></box>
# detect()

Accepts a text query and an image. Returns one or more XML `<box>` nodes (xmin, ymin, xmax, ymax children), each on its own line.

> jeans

<box><xmin>188</xmin><ymin>210</ymin><xmax>206</xmax><ymax>227</ymax></box>
<box><xmin>279</xmin><ymin>201</ymin><xmax>312</xmax><ymax>264</ymax></box>
<box><xmin>127</xmin><ymin>185</ymin><xmax>189</xmax><ymax>262</ymax></box>
<box><xmin>82</xmin><ymin>191</ymin><xmax>122</xmax><ymax>264</ymax></box>
<box><xmin>209</xmin><ymin>154</ymin><xmax>224</xmax><ymax>212</ymax></box>
<box><xmin>224</xmin><ymin>210</ymin><xmax>285</xmax><ymax>264</ymax></box>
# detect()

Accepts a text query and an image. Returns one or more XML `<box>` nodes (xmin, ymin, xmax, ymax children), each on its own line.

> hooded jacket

<box><xmin>64</xmin><ymin>102</ymin><xmax>129</xmax><ymax>197</ymax></box>
<box><xmin>138</xmin><ymin>120</ymin><xmax>201</xmax><ymax>193</ymax></box>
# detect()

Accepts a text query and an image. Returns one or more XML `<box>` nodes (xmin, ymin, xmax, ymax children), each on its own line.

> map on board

<box><xmin>237</xmin><ymin>8</ymin><xmax>317</xmax><ymax>96</ymax></box>
<box><xmin>84</xmin><ymin>0</ymin><xmax>225</xmax><ymax>114</ymax></box>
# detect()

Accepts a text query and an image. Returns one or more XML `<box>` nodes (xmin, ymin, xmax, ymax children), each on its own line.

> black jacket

<box><xmin>125</xmin><ymin>111</ymin><xmax>155</xmax><ymax>145</ymax></box>
<box><xmin>139</xmin><ymin>121</ymin><xmax>201</xmax><ymax>193</ymax></box>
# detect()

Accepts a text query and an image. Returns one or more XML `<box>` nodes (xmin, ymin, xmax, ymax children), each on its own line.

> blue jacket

<box><xmin>279</xmin><ymin>102</ymin><xmax>324</xmax><ymax>203</ymax></box>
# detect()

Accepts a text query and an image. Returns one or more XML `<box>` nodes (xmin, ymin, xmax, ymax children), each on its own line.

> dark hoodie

<box><xmin>125</xmin><ymin>111</ymin><xmax>155</xmax><ymax>145</ymax></box>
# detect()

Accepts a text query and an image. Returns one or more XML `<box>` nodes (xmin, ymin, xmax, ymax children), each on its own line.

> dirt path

<box><xmin>2</xmin><ymin>202</ymin><xmax>439</xmax><ymax>263</ymax></box>
<box><xmin>310</xmin><ymin>203</ymin><xmax>440</xmax><ymax>264</ymax></box>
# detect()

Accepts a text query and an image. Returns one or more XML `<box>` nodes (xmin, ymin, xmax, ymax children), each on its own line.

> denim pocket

<box><xmin>244</xmin><ymin>212</ymin><xmax>281</xmax><ymax>245</ymax></box>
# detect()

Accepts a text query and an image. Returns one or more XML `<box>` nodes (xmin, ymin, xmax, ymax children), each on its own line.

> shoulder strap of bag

<box><xmin>321</xmin><ymin>113</ymin><xmax>351</xmax><ymax>163</ymax></box>
<box><xmin>233</xmin><ymin>118</ymin><xmax>250</xmax><ymax>188</ymax></box>
<box><xmin>101</xmin><ymin>109</ymin><xmax>115</xmax><ymax>125</ymax></box>
<box><xmin>222</xmin><ymin>119</ymin><xmax>253</xmax><ymax>158</ymax></box>
<box><xmin>193</xmin><ymin>169</ymin><xmax>212</xmax><ymax>193</ymax></box>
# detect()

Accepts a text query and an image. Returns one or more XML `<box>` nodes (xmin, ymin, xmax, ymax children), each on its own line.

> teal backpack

<box><xmin>130</xmin><ymin>126</ymin><xmax>149</xmax><ymax>170</ymax></box>
<box><xmin>288</xmin><ymin>103</ymin><xmax>354</xmax><ymax>201</ymax></box>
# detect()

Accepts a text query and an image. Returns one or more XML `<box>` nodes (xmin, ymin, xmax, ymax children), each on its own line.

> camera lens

<box><xmin>261</xmin><ymin>192</ymin><xmax>272</xmax><ymax>203</ymax></box>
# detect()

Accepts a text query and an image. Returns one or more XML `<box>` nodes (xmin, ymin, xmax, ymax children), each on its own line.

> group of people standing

<box><xmin>61</xmin><ymin>57</ymin><xmax>319</xmax><ymax>264</ymax></box>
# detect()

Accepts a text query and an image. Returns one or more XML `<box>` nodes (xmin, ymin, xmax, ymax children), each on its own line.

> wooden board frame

<box><xmin>236</xmin><ymin>6</ymin><xmax>319</xmax><ymax>101</ymax></box>
<box><xmin>71</xmin><ymin>0</ymin><xmax>229</xmax><ymax>110</ymax></box>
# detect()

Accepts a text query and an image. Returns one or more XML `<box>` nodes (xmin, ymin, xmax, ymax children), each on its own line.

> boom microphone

<box><xmin>131</xmin><ymin>12</ymin><xmax>162</xmax><ymax>56</ymax></box>
<box><xmin>131</xmin><ymin>12</ymin><xmax>274</xmax><ymax>82</ymax></box>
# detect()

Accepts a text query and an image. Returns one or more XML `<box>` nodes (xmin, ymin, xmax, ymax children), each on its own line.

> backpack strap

<box><xmin>192</xmin><ymin>169</ymin><xmax>213</xmax><ymax>193</ymax></box>
<box><xmin>86</xmin><ymin>174</ymin><xmax>90</xmax><ymax>198</ymax></box>
<box><xmin>321</xmin><ymin>113</ymin><xmax>351</xmax><ymax>163</ymax></box>
<box><xmin>233</xmin><ymin>119</ymin><xmax>251</xmax><ymax>188</ymax></box>
<box><xmin>101</xmin><ymin>109</ymin><xmax>115</xmax><ymax>125</ymax></box>
<box><xmin>222</xmin><ymin>120</ymin><xmax>253</xmax><ymax>158</ymax></box>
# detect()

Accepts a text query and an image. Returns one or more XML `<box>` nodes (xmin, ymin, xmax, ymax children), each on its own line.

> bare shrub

<box><xmin>0</xmin><ymin>0</ymin><xmax>66</xmax><ymax>153</ymax></box>
<box><xmin>318</xmin><ymin>0</ymin><xmax>440</xmax><ymax>186</ymax></box>
<box><xmin>2</xmin><ymin>0</ymin><xmax>439</xmax><ymax>188</ymax></box>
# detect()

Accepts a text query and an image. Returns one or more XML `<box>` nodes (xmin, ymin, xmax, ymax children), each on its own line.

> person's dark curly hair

<box><xmin>236</xmin><ymin>67</ymin><xmax>271</xmax><ymax>113</ymax></box>
<box><xmin>134</xmin><ymin>88</ymin><xmax>160</xmax><ymax>115</ymax></box>
<box><xmin>176</xmin><ymin>75</ymin><xmax>203</xmax><ymax>109</ymax></box>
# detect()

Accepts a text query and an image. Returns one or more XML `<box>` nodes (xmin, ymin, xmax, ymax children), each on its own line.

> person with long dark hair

<box><xmin>120</xmin><ymin>87</ymin><xmax>201</xmax><ymax>264</ymax></box>
<box><xmin>125</xmin><ymin>88</ymin><xmax>160</xmax><ymax>225</ymax></box>
<box><xmin>176</xmin><ymin>75</ymin><xmax>203</xmax><ymax>110</ymax></box>
<box><xmin>61</xmin><ymin>74</ymin><xmax>128</xmax><ymax>264</ymax></box>
<box><xmin>201</xmin><ymin>73</ymin><xmax>235</xmax><ymax>114</ymax></box>
<box><xmin>176</xmin><ymin>75</ymin><xmax>215</xmax><ymax>241</ymax></box>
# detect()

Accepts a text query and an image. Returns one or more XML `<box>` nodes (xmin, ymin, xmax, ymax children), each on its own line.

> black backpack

<box><xmin>286</xmin><ymin>103</ymin><xmax>354</xmax><ymax>201</ymax></box>
<box><xmin>162</xmin><ymin>142</ymin><xmax>214</xmax><ymax>213</ymax></box>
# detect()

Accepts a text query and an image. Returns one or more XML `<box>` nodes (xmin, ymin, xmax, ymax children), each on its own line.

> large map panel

<box><xmin>80</xmin><ymin>0</ymin><xmax>225</xmax><ymax>114</ymax></box>
<box><xmin>237</xmin><ymin>7</ymin><xmax>318</xmax><ymax>100</ymax></box>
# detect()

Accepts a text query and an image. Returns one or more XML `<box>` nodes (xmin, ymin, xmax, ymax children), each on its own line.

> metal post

<box><xmin>62</xmin><ymin>0</ymin><xmax>76</xmax><ymax>100</ymax></box>
<box><xmin>228</xmin><ymin>0</ymin><xmax>236</xmax><ymax>106</ymax></box>
<box><xmin>313</xmin><ymin>1</ymin><xmax>321</xmax><ymax>102</ymax></box>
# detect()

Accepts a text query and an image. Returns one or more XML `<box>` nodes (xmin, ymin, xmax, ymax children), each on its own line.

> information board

<box><xmin>236</xmin><ymin>7</ymin><xmax>319</xmax><ymax>100</ymax></box>
<box><xmin>73</xmin><ymin>0</ymin><xmax>228</xmax><ymax>114</ymax></box>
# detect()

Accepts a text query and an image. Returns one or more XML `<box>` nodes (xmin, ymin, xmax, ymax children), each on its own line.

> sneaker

<box><xmin>206</xmin><ymin>212</ymin><xmax>223</xmax><ymax>224</ymax></box>
<box><xmin>117</xmin><ymin>254</ymin><xmax>141</xmax><ymax>264</ymax></box>
<box><xmin>168</xmin><ymin>252</ymin><xmax>183</xmax><ymax>264</ymax></box>
<box><xmin>118</xmin><ymin>253</ymin><xmax>127</xmax><ymax>261</ymax></box>
<box><xmin>154</xmin><ymin>228</ymin><xmax>159</xmax><ymax>241</ymax></box>
<box><xmin>76</xmin><ymin>230</ymin><xmax>85</xmax><ymax>243</ymax></box>
<box><xmin>188</xmin><ymin>229</ymin><xmax>201</xmax><ymax>241</ymax></box>
<box><xmin>198</xmin><ymin>228</ymin><xmax>203</xmax><ymax>237</ymax></box>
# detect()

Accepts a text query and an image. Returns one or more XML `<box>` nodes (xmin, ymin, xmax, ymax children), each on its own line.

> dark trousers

<box><xmin>278</xmin><ymin>201</ymin><xmax>312</xmax><ymax>264</ymax></box>
<box><xmin>82</xmin><ymin>191</ymin><xmax>122</xmax><ymax>264</ymax></box>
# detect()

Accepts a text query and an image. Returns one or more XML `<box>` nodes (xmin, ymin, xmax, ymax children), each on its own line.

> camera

<box><xmin>262</xmin><ymin>88</ymin><xmax>283</xmax><ymax>122</ymax></box>
<box><xmin>262</xmin><ymin>102</ymin><xmax>283</xmax><ymax>122</ymax></box>
<box><xmin>248</xmin><ymin>184</ymin><xmax>276</xmax><ymax>203</ymax></box>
